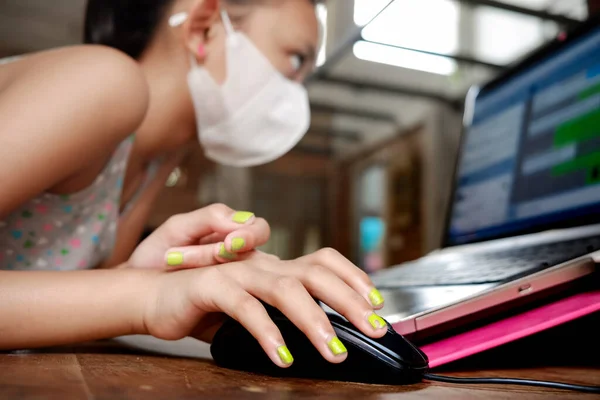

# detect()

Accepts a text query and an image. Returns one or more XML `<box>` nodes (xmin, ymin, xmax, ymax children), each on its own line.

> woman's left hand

<box><xmin>128</xmin><ymin>204</ymin><xmax>270</xmax><ymax>270</ymax></box>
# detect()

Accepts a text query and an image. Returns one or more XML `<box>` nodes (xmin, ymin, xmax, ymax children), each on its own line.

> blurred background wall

<box><xmin>1</xmin><ymin>0</ymin><xmax>597</xmax><ymax>270</ymax></box>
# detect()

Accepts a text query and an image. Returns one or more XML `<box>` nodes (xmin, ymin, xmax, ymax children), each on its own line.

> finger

<box><xmin>200</xmin><ymin>270</ymin><xmax>294</xmax><ymax>368</ymax></box>
<box><xmin>299</xmin><ymin>248</ymin><xmax>385</xmax><ymax>309</ymax></box>
<box><xmin>221</xmin><ymin>263</ymin><xmax>348</xmax><ymax>364</ymax></box>
<box><xmin>165</xmin><ymin>243</ymin><xmax>239</xmax><ymax>269</ymax></box>
<box><xmin>259</xmin><ymin>261</ymin><xmax>387</xmax><ymax>338</ymax></box>
<box><xmin>224</xmin><ymin>217</ymin><xmax>270</xmax><ymax>254</ymax></box>
<box><xmin>198</xmin><ymin>232</ymin><xmax>227</xmax><ymax>245</ymax></box>
<box><xmin>159</xmin><ymin>204</ymin><xmax>257</xmax><ymax>245</ymax></box>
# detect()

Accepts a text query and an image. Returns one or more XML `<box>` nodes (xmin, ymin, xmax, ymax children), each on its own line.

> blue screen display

<box><xmin>447</xmin><ymin>26</ymin><xmax>600</xmax><ymax>246</ymax></box>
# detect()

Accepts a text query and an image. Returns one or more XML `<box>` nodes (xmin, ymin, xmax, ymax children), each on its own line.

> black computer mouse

<box><xmin>210</xmin><ymin>303</ymin><xmax>429</xmax><ymax>385</ymax></box>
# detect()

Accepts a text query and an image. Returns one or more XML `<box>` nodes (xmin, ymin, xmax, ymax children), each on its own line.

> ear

<box><xmin>182</xmin><ymin>0</ymin><xmax>221</xmax><ymax>63</ymax></box>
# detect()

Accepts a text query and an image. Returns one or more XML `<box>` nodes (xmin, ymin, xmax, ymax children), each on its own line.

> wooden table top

<box><xmin>1</xmin><ymin>336</ymin><xmax>599</xmax><ymax>400</ymax></box>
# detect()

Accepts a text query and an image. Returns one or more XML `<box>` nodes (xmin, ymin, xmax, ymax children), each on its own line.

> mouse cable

<box><xmin>423</xmin><ymin>373</ymin><xmax>600</xmax><ymax>394</ymax></box>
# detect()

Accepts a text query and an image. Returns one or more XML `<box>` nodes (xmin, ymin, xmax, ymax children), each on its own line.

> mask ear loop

<box><xmin>220</xmin><ymin>9</ymin><xmax>235</xmax><ymax>36</ymax></box>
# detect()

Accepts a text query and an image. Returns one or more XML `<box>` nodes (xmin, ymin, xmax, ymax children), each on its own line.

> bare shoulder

<box><xmin>45</xmin><ymin>45</ymin><xmax>148</xmax><ymax>89</ymax></box>
<box><xmin>0</xmin><ymin>46</ymin><xmax>151</xmax><ymax>216</ymax></box>
<box><xmin>2</xmin><ymin>45</ymin><xmax>150</xmax><ymax>142</ymax></box>
<box><xmin>19</xmin><ymin>45</ymin><xmax>148</xmax><ymax>95</ymax></box>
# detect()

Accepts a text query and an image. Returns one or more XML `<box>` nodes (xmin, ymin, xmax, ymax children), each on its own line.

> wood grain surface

<box><xmin>1</xmin><ymin>335</ymin><xmax>599</xmax><ymax>400</ymax></box>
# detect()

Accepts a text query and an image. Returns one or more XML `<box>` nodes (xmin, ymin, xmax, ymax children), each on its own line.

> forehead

<box><xmin>246</xmin><ymin>1</ymin><xmax>320</xmax><ymax>46</ymax></box>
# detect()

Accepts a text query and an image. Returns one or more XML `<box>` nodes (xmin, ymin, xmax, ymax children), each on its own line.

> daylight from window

<box><xmin>353</xmin><ymin>0</ymin><xmax>459</xmax><ymax>75</ymax></box>
<box><xmin>316</xmin><ymin>3</ymin><xmax>328</xmax><ymax>67</ymax></box>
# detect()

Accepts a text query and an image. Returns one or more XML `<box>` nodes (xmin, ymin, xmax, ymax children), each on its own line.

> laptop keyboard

<box><xmin>373</xmin><ymin>236</ymin><xmax>600</xmax><ymax>288</ymax></box>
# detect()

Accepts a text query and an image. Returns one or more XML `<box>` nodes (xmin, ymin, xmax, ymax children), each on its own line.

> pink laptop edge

<box><xmin>392</xmin><ymin>290</ymin><xmax>600</xmax><ymax>368</ymax></box>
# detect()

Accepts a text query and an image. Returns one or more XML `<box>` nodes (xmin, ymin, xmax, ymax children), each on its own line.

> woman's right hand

<box><xmin>141</xmin><ymin>249</ymin><xmax>387</xmax><ymax>368</ymax></box>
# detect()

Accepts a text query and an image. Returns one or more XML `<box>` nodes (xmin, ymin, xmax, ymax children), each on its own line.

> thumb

<box><xmin>190</xmin><ymin>314</ymin><xmax>229</xmax><ymax>344</ymax></box>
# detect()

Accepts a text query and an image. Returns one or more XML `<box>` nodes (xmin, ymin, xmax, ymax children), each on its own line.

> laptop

<box><xmin>366</xmin><ymin>16</ymin><xmax>600</xmax><ymax>343</ymax></box>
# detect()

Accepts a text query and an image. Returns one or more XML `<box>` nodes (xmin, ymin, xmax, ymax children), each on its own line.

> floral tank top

<box><xmin>0</xmin><ymin>136</ymin><xmax>152</xmax><ymax>270</ymax></box>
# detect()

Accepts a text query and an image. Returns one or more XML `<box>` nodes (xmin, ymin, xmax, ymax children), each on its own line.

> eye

<box><xmin>289</xmin><ymin>54</ymin><xmax>306</xmax><ymax>72</ymax></box>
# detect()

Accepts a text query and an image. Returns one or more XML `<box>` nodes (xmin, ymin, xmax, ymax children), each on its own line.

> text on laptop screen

<box><xmin>448</xmin><ymin>26</ymin><xmax>600</xmax><ymax>246</ymax></box>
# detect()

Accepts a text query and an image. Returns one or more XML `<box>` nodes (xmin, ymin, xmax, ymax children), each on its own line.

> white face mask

<box><xmin>170</xmin><ymin>10</ymin><xmax>311</xmax><ymax>167</ymax></box>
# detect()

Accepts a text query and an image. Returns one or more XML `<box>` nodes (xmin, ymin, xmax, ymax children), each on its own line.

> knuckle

<box><xmin>351</xmin><ymin>290</ymin><xmax>369</xmax><ymax>307</ymax></box>
<box><xmin>224</xmin><ymin>261</ymin><xmax>250</xmax><ymax>276</ymax></box>
<box><xmin>304</xmin><ymin>263</ymin><xmax>329</xmax><ymax>284</ymax></box>
<box><xmin>259</xmin><ymin>323</ymin><xmax>282</xmax><ymax>342</ymax></box>
<box><xmin>316</xmin><ymin>314</ymin><xmax>335</xmax><ymax>333</ymax></box>
<box><xmin>201</xmin><ymin>266</ymin><xmax>224</xmax><ymax>285</ymax></box>
<box><xmin>194</xmin><ymin>267</ymin><xmax>224</xmax><ymax>305</ymax></box>
<box><xmin>255</xmin><ymin>217</ymin><xmax>271</xmax><ymax>235</ymax></box>
<box><xmin>274</xmin><ymin>275</ymin><xmax>303</xmax><ymax>292</ymax></box>
<box><xmin>317</xmin><ymin>247</ymin><xmax>340</xmax><ymax>262</ymax></box>
<box><xmin>265</xmin><ymin>327</ymin><xmax>283</xmax><ymax>342</ymax></box>
<box><xmin>209</xmin><ymin>203</ymin><xmax>230</xmax><ymax>216</ymax></box>
<box><xmin>235</xmin><ymin>295</ymin><xmax>261</xmax><ymax>315</ymax></box>
<box><xmin>254</xmin><ymin>217</ymin><xmax>270</xmax><ymax>227</ymax></box>
<box><xmin>307</xmin><ymin>263</ymin><xmax>328</xmax><ymax>275</ymax></box>
<box><xmin>357</xmin><ymin>269</ymin><xmax>372</xmax><ymax>286</ymax></box>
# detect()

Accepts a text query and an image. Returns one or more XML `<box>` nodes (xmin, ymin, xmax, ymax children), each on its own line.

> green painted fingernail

<box><xmin>166</xmin><ymin>252</ymin><xmax>184</xmax><ymax>267</ymax></box>
<box><xmin>231</xmin><ymin>238</ymin><xmax>245</xmax><ymax>251</ymax></box>
<box><xmin>327</xmin><ymin>337</ymin><xmax>347</xmax><ymax>356</ymax></box>
<box><xmin>277</xmin><ymin>345</ymin><xmax>294</xmax><ymax>365</ymax></box>
<box><xmin>369</xmin><ymin>288</ymin><xmax>385</xmax><ymax>307</ymax></box>
<box><xmin>232</xmin><ymin>211</ymin><xmax>254</xmax><ymax>224</ymax></box>
<box><xmin>368</xmin><ymin>313</ymin><xmax>387</xmax><ymax>330</ymax></box>
<box><xmin>218</xmin><ymin>244</ymin><xmax>236</xmax><ymax>260</ymax></box>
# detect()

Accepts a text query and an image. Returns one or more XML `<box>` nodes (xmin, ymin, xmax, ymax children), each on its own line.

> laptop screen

<box><xmin>446</xmin><ymin>23</ymin><xmax>600</xmax><ymax>247</ymax></box>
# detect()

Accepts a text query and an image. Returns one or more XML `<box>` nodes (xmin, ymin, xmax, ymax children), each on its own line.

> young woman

<box><xmin>0</xmin><ymin>0</ymin><xmax>387</xmax><ymax>368</ymax></box>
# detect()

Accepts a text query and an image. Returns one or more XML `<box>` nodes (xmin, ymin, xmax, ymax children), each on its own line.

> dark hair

<box><xmin>84</xmin><ymin>0</ymin><xmax>319</xmax><ymax>59</ymax></box>
<box><xmin>84</xmin><ymin>0</ymin><xmax>173</xmax><ymax>59</ymax></box>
